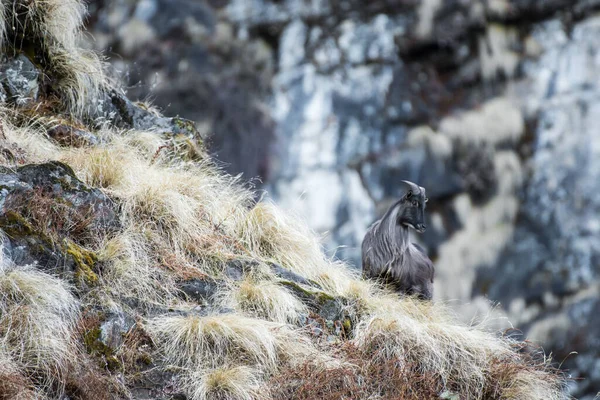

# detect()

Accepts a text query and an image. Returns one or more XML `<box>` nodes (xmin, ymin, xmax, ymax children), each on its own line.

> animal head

<box><xmin>397</xmin><ymin>180</ymin><xmax>428</xmax><ymax>233</ymax></box>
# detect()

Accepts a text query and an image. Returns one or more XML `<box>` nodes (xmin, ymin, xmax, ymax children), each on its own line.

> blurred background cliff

<box><xmin>84</xmin><ymin>1</ymin><xmax>600</xmax><ymax>397</ymax></box>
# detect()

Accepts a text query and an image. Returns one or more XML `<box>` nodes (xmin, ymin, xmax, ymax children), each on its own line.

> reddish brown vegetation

<box><xmin>269</xmin><ymin>343</ymin><xmax>443</xmax><ymax>400</ymax></box>
<box><xmin>63</xmin><ymin>364</ymin><xmax>125</xmax><ymax>400</ymax></box>
<box><xmin>0</xmin><ymin>367</ymin><xmax>37</xmax><ymax>400</ymax></box>
<box><xmin>482</xmin><ymin>340</ymin><xmax>567</xmax><ymax>399</ymax></box>
<box><xmin>116</xmin><ymin>322</ymin><xmax>154</xmax><ymax>375</ymax></box>
<box><xmin>270</xmin><ymin>339</ymin><xmax>567</xmax><ymax>400</ymax></box>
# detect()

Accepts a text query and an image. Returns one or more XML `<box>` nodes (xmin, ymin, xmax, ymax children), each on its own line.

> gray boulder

<box><xmin>0</xmin><ymin>54</ymin><xmax>40</xmax><ymax>106</ymax></box>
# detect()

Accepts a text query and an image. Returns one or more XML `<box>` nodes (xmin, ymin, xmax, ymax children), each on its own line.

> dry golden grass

<box><xmin>17</xmin><ymin>0</ymin><xmax>86</xmax><ymax>49</ymax></box>
<box><xmin>235</xmin><ymin>201</ymin><xmax>332</xmax><ymax>278</ymax></box>
<box><xmin>66</xmin><ymin>146</ymin><xmax>126</xmax><ymax>189</ymax></box>
<box><xmin>353</xmin><ymin>311</ymin><xmax>502</xmax><ymax>396</ymax></box>
<box><xmin>48</xmin><ymin>48</ymin><xmax>106</xmax><ymax>117</ymax></box>
<box><xmin>185</xmin><ymin>366</ymin><xmax>265</xmax><ymax>400</ymax></box>
<box><xmin>351</xmin><ymin>303</ymin><xmax>568</xmax><ymax>400</ymax></box>
<box><xmin>0</xmin><ymin>256</ymin><xmax>79</xmax><ymax>391</ymax></box>
<box><xmin>1</xmin><ymin>117</ymin><xmax>61</xmax><ymax>163</ymax></box>
<box><xmin>218</xmin><ymin>277</ymin><xmax>308</xmax><ymax>324</ymax></box>
<box><xmin>145</xmin><ymin>313</ymin><xmax>315</xmax><ymax>371</ymax></box>
<box><xmin>146</xmin><ymin>312</ymin><xmax>321</xmax><ymax>400</ymax></box>
<box><xmin>96</xmin><ymin>230</ymin><xmax>178</xmax><ymax>307</ymax></box>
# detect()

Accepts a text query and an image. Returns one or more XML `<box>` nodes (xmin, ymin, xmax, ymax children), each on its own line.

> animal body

<box><xmin>361</xmin><ymin>181</ymin><xmax>434</xmax><ymax>300</ymax></box>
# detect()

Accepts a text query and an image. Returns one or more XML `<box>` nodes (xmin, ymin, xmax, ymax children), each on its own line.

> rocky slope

<box><xmin>0</xmin><ymin>0</ymin><xmax>572</xmax><ymax>399</ymax></box>
<box><xmin>83</xmin><ymin>1</ymin><xmax>600</xmax><ymax>398</ymax></box>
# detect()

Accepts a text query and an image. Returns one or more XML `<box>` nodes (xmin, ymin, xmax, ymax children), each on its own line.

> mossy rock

<box><xmin>0</xmin><ymin>161</ymin><xmax>119</xmax><ymax>234</ymax></box>
<box><xmin>64</xmin><ymin>239</ymin><xmax>99</xmax><ymax>287</ymax></box>
<box><xmin>0</xmin><ymin>210</ymin><xmax>100</xmax><ymax>288</ymax></box>
<box><xmin>279</xmin><ymin>280</ymin><xmax>347</xmax><ymax>323</ymax></box>
<box><xmin>86</xmin><ymin>89</ymin><xmax>204</xmax><ymax>150</ymax></box>
<box><xmin>0</xmin><ymin>161</ymin><xmax>118</xmax><ymax>286</ymax></box>
<box><xmin>0</xmin><ymin>210</ymin><xmax>36</xmax><ymax>237</ymax></box>
<box><xmin>172</xmin><ymin>117</ymin><xmax>197</xmax><ymax>136</ymax></box>
<box><xmin>0</xmin><ymin>192</ymin><xmax>102</xmax><ymax>289</ymax></box>
<box><xmin>0</xmin><ymin>209</ymin><xmax>69</xmax><ymax>274</ymax></box>
<box><xmin>83</xmin><ymin>323</ymin><xmax>123</xmax><ymax>372</ymax></box>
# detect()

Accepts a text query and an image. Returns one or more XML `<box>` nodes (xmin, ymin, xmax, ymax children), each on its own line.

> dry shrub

<box><xmin>65</xmin><ymin>311</ymin><xmax>130</xmax><ymax>399</ymax></box>
<box><xmin>115</xmin><ymin>322</ymin><xmax>154</xmax><ymax>376</ymax></box>
<box><xmin>269</xmin><ymin>342</ymin><xmax>443</xmax><ymax>400</ymax></box>
<box><xmin>482</xmin><ymin>341</ymin><xmax>567</xmax><ymax>400</ymax></box>
<box><xmin>63</xmin><ymin>360</ymin><xmax>126</xmax><ymax>400</ymax></box>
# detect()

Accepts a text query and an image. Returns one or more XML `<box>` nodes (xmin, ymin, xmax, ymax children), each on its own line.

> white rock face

<box><xmin>506</xmin><ymin>15</ymin><xmax>600</xmax><ymax>290</ymax></box>
<box><xmin>268</xmin><ymin>15</ymin><xmax>405</xmax><ymax>264</ymax></box>
<box><xmin>279</xmin><ymin>20</ymin><xmax>306</xmax><ymax>70</ymax></box>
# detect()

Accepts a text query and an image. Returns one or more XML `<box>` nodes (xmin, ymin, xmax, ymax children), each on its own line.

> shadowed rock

<box><xmin>0</xmin><ymin>162</ymin><xmax>118</xmax><ymax>285</ymax></box>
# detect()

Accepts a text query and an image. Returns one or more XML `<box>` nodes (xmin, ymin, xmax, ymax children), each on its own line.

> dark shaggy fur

<box><xmin>362</xmin><ymin>181</ymin><xmax>434</xmax><ymax>300</ymax></box>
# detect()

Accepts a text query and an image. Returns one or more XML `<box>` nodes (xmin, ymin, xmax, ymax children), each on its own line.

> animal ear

<box><xmin>406</xmin><ymin>190</ymin><xmax>412</xmax><ymax>199</ymax></box>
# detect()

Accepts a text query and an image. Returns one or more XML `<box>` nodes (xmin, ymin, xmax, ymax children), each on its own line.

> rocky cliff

<box><xmin>83</xmin><ymin>1</ymin><xmax>600</xmax><ymax>398</ymax></box>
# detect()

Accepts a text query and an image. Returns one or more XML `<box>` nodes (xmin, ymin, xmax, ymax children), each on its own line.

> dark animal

<box><xmin>361</xmin><ymin>180</ymin><xmax>434</xmax><ymax>300</ymax></box>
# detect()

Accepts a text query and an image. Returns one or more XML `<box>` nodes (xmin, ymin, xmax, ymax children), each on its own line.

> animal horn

<box><xmin>401</xmin><ymin>180</ymin><xmax>421</xmax><ymax>196</ymax></box>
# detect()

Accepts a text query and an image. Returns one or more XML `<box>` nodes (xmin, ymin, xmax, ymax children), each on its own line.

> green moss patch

<box><xmin>65</xmin><ymin>239</ymin><xmax>99</xmax><ymax>287</ymax></box>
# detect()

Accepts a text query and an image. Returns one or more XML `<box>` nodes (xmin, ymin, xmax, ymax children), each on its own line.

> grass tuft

<box><xmin>185</xmin><ymin>366</ymin><xmax>265</xmax><ymax>400</ymax></box>
<box><xmin>219</xmin><ymin>277</ymin><xmax>309</xmax><ymax>324</ymax></box>
<box><xmin>145</xmin><ymin>313</ymin><xmax>313</xmax><ymax>371</ymax></box>
<box><xmin>1</xmin><ymin>0</ymin><xmax>107</xmax><ymax>117</ymax></box>
<box><xmin>0</xmin><ymin>257</ymin><xmax>79</xmax><ymax>389</ymax></box>
<box><xmin>96</xmin><ymin>230</ymin><xmax>177</xmax><ymax>307</ymax></box>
